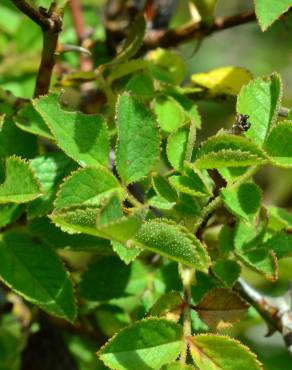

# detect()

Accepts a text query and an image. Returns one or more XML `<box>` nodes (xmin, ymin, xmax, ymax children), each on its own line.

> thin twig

<box><xmin>234</xmin><ymin>279</ymin><xmax>292</xmax><ymax>354</ymax></box>
<box><xmin>144</xmin><ymin>11</ymin><xmax>256</xmax><ymax>48</ymax></box>
<box><xmin>11</xmin><ymin>0</ymin><xmax>63</xmax><ymax>97</ymax></box>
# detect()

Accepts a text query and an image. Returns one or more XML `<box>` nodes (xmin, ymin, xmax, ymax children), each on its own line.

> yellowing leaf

<box><xmin>191</xmin><ymin>66</ymin><xmax>252</xmax><ymax>96</ymax></box>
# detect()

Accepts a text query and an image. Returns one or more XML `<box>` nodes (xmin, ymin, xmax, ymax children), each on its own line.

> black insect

<box><xmin>231</xmin><ymin>114</ymin><xmax>252</xmax><ymax>135</ymax></box>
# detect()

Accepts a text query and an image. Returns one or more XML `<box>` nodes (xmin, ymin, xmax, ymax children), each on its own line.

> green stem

<box><xmin>193</xmin><ymin>165</ymin><xmax>260</xmax><ymax>233</ymax></box>
<box><xmin>179</xmin><ymin>265</ymin><xmax>195</xmax><ymax>364</ymax></box>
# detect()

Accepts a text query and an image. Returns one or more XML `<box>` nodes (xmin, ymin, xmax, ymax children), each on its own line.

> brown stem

<box><xmin>11</xmin><ymin>0</ymin><xmax>63</xmax><ymax>97</ymax></box>
<box><xmin>144</xmin><ymin>11</ymin><xmax>256</xmax><ymax>48</ymax></box>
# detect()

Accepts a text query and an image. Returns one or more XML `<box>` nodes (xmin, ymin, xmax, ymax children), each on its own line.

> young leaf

<box><xmin>135</xmin><ymin>219</ymin><xmax>210</xmax><ymax>271</ymax></box>
<box><xmin>195</xmin><ymin>288</ymin><xmax>249</xmax><ymax>329</ymax></box>
<box><xmin>116</xmin><ymin>93</ymin><xmax>160</xmax><ymax>184</ymax></box>
<box><xmin>189</xmin><ymin>334</ymin><xmax>263</xmax><ymax>370</ymax></box>
<box><xmin>33</xmin><ymin>93</ymin><xmax>110</xmax><ymax>167</ymax></box>
<box><xmin>212</xmin><ymin>260</ymin><xmax>241</xmax><ymax>287</ymax></box>
<box><xmin>221</xmin><ymin>182</ymin><xmax>262</xmax><ymax>222</ymax></box>
<box><xmin>0</xmin><ymin>232</ymin><xmax>76</xmax><ymax>322</ymax></box>
<box><xmin>237</xmin><ymin>74</ymin><xmax>282</xmax><ymax>146</ymax></box>
<box><xmin>167</xmin><ymin>126</ymin><xmax>189</xmax><ymax>171</ymax></box>
<box><xmin>195</xmin><ymin>134</ymin><xmax>268</xmax><ymax>169</ymax></box>
<box><xmin>54</xmin><ymin>166</ymin><xmax>124</xmax><ymax>211</ymax></box>
<box><xmin>15</xmin><ymin>102</ymin><xmax>53</xmax><ymax>139</ymax></box>
<box><xmin>111</xmin><ymin>240</ymin><xmax>141</xmax><ymax>264</ymax></box>
<box><xmin>98</xmin><ymin>318</ymin><xmax>184</xmax><ymax>370</ymax></box>
<box><xmin>255</xmin><ymin>0</ymin><xmax>292</xmax><ymax>31</ymax></box>
<box><xmin>267</xmin><ymin>206</ymin><xmax>292</xmax><ymax>231</ymax></box>
<box><xmin>191</xmin><ymin>66</ymin><xmax>252</xmax><ymax>96</ymax></box>
<box><xmin>148</xmin><ymin>48</ymin><xmax>187</xmax><ymax>85</ymax></box>
<box><xmin>28</xmin><ymin>152</ymin><xmax>76</xmax><ymax>219</ymax></box>
<box><xmin>154</xmin><ymin>95</ymin><xmax>186</xmax><ymax>133</ymax></box>
<box><xmin>0</xmin><ymin>156</ymin><xmax>42</xmax><ymax>204</ymax></box>
<box><xmin>264</xmin><ymin>120</ymin><xmax>292</xmax><ymax>168</ymax></box>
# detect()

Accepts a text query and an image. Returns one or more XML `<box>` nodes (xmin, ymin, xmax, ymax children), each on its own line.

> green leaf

<box><xmin>195</xmin><ymin>134</ymin><xmax>268</xmax><ymax>169</ymax></box>
<box><xmin>149</xmin><ymin>291</ymin><xmax>183</xmax><ymax>318</ymax></box>
<box><xmin>189</xmin><ymin>334</ymin><xmax>263</xmax><ymax>370</ymax></box>
<box><xmin>218</xmin><ymin>167</ymin><xmax>248</xmax><ymax>183</ymax></box>
<box><xmin>191</xmin><ymin>66</ymin><xmax>252</xmax><ymax>96</ymax></box>
<box><xmin>219</xmin><ymin>225</ymin><xmax>235</xmax><ymax>256</ymax></box>
<box><xmin>112</xmin><ymin>240</ymin><xmax>141</xmax><ymax>264</ymax></box>
<box><xmin>28</xmin><ymin>152</ymin><xmax>76</xmax><ymax>219</ymax></box>
<box><xmin>52</xmin><ymin>192</ymin><xmax>143</xmax><ymax>243</ymax></box>
<box><xmin>54</xmin><ymin>166</ymin><xmax>124</xmax><ymax>211</ymax></box>
<box><xmin>0</xmin><ymin>232</ymin><xmax>76</xmax><ymax>322</ymax></box>
<box><xmin>98</xmin><ymin>318</ymin><xmax>184</xmax><ymax>370</ymax></box>
<box><xmin>195</xmin><ymin>288</ymin><xmax>249</xmax><ymax>329</ymax></box>
<box><xmin>212</xmin><ymin>260</ymin><xmax>241</xmax><ymax>287</ymax></box>
<box><xmin>78</xmin><ymin>257</ymin><xmax>147</xmax><ymax>301</ymax></box>
<box><xmin>135</xmin><ymin>219</ymin><xmax>210</xmax><ymax>271</ymax></box>
<box><xmin>33</xmin><ymin>93</ymin><xmax>110</xmax><ymax>167</ymax></box>
<box><xmin>237</xmin><ymin>73</ymin><xmax>282</xmax><ymax>146</ymax></box>
<box><xmin>0</xmin><ymin>204</ymin><xmax>23</xmax><ymax>228</ymax></box>
<box><xmin>161</xmin><ymin>364</ymin><xmax>196</xmax><ymax>370</ymax></box>
<box><xmin>116</xmin><ymin>93</ymin><xmax>160</xmax><ymax>184</ymax></box>
<box><xmin>235</xmin><ymin>248</ymin><xmax>278</xmax><ymax>282</ymax></box>
<box><xmin>108</xmin><ymin>59</ymin><xmax>150</xmax><ymax>84</ymax></box>
<box><xmin>109</xmin><ymin>13</ymin><xmax>146</xmax><ymax>65</ymax></box>
<box><xmin>255</xmin><ymin>0</ymin><xmax>292</xmax><ymax>31</ymax></box>
<box><xmin>0</xmin><ymin>116</ymin><xmax>38</xmax><ymax>159</ymax></box>
<box><xmin>265</xmin><ymin>120</ymin><xmax>292</xmax><ymax>167</ymax></box>
<box><xmin>167</xmin><ymin>126</ymin><xmax>189</xmax><ymax>171</ymax></box>
<box><xmin>169</xmin><ymin>166</ymin><xmax>212</xmax><ymax>198</ymax></box>
<box><xmin>29</xmin><ymin>217</ymin><xmax>111</xmax><ymax>252</ymax></box>
<box><xmin>148</xmin><ymin>195</ymin><xmax>176</xmax><ymax>210</ymax></box>
<box><xmin>15</xmin><ymin>102</ymin><xmax>53</xmax><ymax>139</ymax></box>
<box><xmin>263</xmin><ymin>232</ymin><xmax>292</xmax><ymax>259</ymax></box>
<box><xmin>191</xmin><ymin>0</ymin><xmax>217</xmax><ymax>25</ymax></box>
<box><xmin>221</xmin><ymin>182</ymin><xmax>262</xmax><ymax>222</ymax></box>
<box><xmin>148</xmin><ymin>49</ymin><xmax>187</xmax><ymax>85</ymax></box>
<box><xmin>0</xmin><ymin>156</ymin><xmax>42</xmax><ymax>204</ymax></box>
<box><xmin>267</xmin><ymin>206</ymin><xmax>292</xmax><ymax>231</ymax></box>
<box><xmin>154</xmin><ymin>95</ymin><xmax>186</xmax><ymax>133</ymax></box>
<box><xmin>152</xmin><ymin>174</ymin><xmax>178</xmax><ymax>202</ymax></box>
<box><xmin>126</xmin><ymin>72</ymin><xmax>154</xmax><ymax>98</ymax></box>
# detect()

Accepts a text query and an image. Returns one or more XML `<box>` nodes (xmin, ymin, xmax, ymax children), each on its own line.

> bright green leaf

<box><xmin>54</xmin><ymin>166</ymin><xmax>124</xmax><ymax>211</ymax></box>
<box><xmin>167</xmin><ymin>126</ymin><xmax>189</xmax><ymax>171</ymax></box>
<box><xmin>237</xmin><ymin>73</ymin><xmax>282</xmax><ymax>146</ymax></box>
<box><xmin>33</xmin><ymin>93</ymin><xmax>110</xmax><ymax>167</ymax></box>
<box><xmin>154</xmin><ymin>95</ymin><xmax>186</xmax><ymax>133</ymax></box>
<box><xmin>98</xmin><ymin>318</ymin><xmax>184</xmax><ymax>370</ymax></box>
<box><xmin>255</xmin><ymin>0</ymin><xmax>292</xmax><ymax>31</ymax></box>
<box><xmin>149</xmin><ymin>291</ymin><xmax>183</xmax><ymax>318</ymax></box>
<box><xmin>135</xmin><ymin>219</ymin><xmax>210</xmax><ymax>271</ymax></box>
<box><xmin>189</xmin><ymin>334</ymin><xmax>263</xmax><ymax>370</ymax></box>
<box><xmin>221</xmin><ymin>182</ymin><xmax>262</xmax><ymax>222</ymax></box>
<box><xmin>265</xmin><ymin>120</ymin><xmax>292</xmax><ymax>167</ymax></box>
<box><xmin>111</xmin><ymin>240</ymin><xmax>141</xmax><ymax>264</ymax></box>
<box><xmin>116</xmin><ymin>93</ymin><xmax>160</xmax><ymax>184</ymax></box>
<box><xmin>0</xmin><ymin>156</ymin><xmax>42</xmax><ymax>204</ymax></box>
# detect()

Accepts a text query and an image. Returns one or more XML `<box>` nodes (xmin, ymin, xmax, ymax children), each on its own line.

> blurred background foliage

<box><xmin>0</xmin><ymin>1</ymin><xmax>291</xmax><ymax>369</ymax></box>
